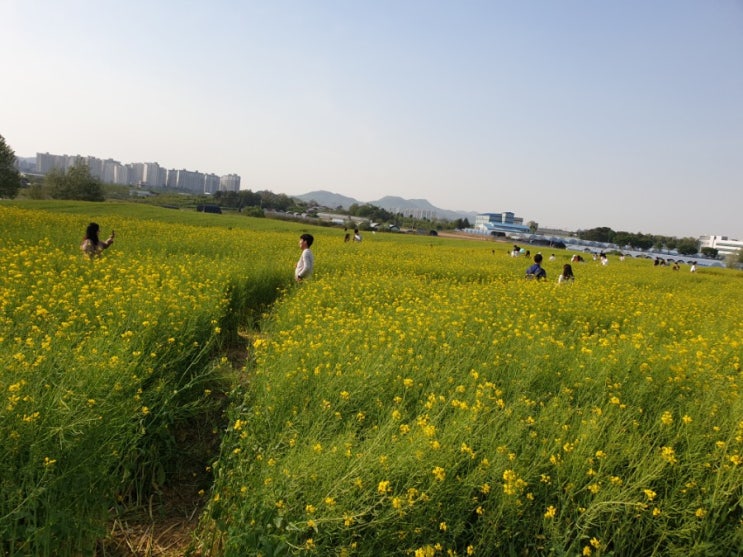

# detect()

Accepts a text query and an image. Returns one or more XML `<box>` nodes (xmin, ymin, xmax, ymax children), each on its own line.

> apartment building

<box><xmin>35</xmin><ymin>152</ymin><xmax>240</xmax><ymax>192</ymax></box>
<box><xmin>204</xmin><ymin>173</ymin><xmax>220</xmax><ymax>194</ymax></box>
<box><xmin>220</xmin><ymin>174</ymin><xmax>241</xmax><ymax>192</ymax></box>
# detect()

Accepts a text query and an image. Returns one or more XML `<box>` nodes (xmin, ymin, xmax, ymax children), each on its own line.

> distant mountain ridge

<box><xmin>296</xmin><ymin>190</ymin><xmax>359</xmax><ymax>210</ymax></box>
<box><xmin>294</xmin><ymin>190</ymin><xmax>476</xmax><ymax>221</ymax></box>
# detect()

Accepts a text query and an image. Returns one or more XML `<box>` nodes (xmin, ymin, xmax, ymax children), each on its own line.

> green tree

<box><xmin>213</xmin><ymin>190</ymin><xmax>238</xmax><ymax>208</ymax></box>
<box><xmin>700</xmin><ymin>247</ymin><xmax>718</xmax><ymax>258</ymax></box>
<box><xmin>652</xmin><ymin>236</ymin><xmax>664</xmax><ymax>250</ymax></box>
<box><xmin>257</xmin><ymin>190</ymin><xmax>303</xmax><ymax>212</ymax></box>
<box><xmin>46</xmin><ymin>161</ymin><xmax>105</xmax><ymax>201</ymax></box>
<box><xmin>0</xmin><ymin>134</ymin><xmax>22</xmax><ymax>198</ymax></box>
<box><xmin>238</xmin><ymin>190</ymin><xmax>262</xmax><ymax>208</ymax></box>
<box><xmin>664</xmin><ymin>237</ymin><xmax>678</xmax><ymax>250</ymax></box>
<box><xmin>621</xmin><ymin>232</ymin><xmax>654</xmax><ymax>251</ymax></box>
<box><xmin>676</xmin><ymin>238</ymin><xmax>700</xmax><ymax>256</ymax></box>
<box><xmin>578</xmin><ymin>227</ymin><xmax>614</xmax><ymax>243</ymax></box>
<box><xmin>241</xmin><ymin>206</ymin><xmax>265</xmax><ymax>218</ymax></box>
<box><xmin>612</xmin><ymin>231</ymin><xmax>633</xmax><ymax>248</ymax></box>
<box><xmin>724</xmin><ymin>250</ymin><xmax>743</xmax><ymax>269</ymax></box>
<box><xmin>527</xmin><ymin>220</ymin><xmax>539</xmax><ymax>233</ymax></box>
<box><xmin>349</xmin><ymin>203</ymin><xmax>395</xmax><ymax>223</ymax></box>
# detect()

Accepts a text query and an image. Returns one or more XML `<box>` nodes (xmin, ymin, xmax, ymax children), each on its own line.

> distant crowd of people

<box><xmin>654</xmin><ymin>257</ymin><xmax>697</xmax><ymax>272</ymax></box>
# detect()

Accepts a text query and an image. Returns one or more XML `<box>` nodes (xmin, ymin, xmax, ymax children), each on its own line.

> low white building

<box><xmin>474</xmin><ymin>212</ymin><xmax>531</xmax><ymax>234</ymax></box>
<box><xmin>699</xmin><ymin>235</ymin><xmax>743</xmax><ymax>257</ymax></box>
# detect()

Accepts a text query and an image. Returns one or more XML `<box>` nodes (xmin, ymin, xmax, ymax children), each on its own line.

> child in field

<box><xmin>295</xmin><ymin>233</ymin><xmax>315</xmax><ymax>281</ymax></box>
<box><xmin>558</xmin><ymin>263</ymin><xmax>575</xmax><ymax>283</ymax></box>
<box><xmin>525</xmin><ymin>253</ymin><xmax>547</xmax><ymax>280</ymax></box>
<box><xmin>80</xmin><ymin>222</ymin><xmax>114</xmax><ymax>259</ymax></box>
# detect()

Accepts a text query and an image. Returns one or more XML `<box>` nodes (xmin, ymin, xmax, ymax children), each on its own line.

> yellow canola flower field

<box><xmin>205</xmin><ymin>236</ymin><xmax>743</xmax><ymax>556</ymax></box>
<box><xmin>0</xmin><ymin>204</ymin><xmax>293</xmax><ymax>554</ymax></box>
<box><xmin>1</xmin><ymin>203</ymin><xmax>741</xmax><ymax>556</ymax></box>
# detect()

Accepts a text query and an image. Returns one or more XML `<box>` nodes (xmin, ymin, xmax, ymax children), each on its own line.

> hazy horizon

<box><xmin>2</xmin><ymin>1</ymin><xmax>741</xmax><ymax>239</ymax></box>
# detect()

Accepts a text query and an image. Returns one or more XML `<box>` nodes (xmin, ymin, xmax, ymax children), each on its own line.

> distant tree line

<box><xmin>347</xmin><ymin>203</ymin><xmax>395</xmax><ymax>222</ymax></box>
<box><xmin>577</xmin><ymin>227</ymin><xmax>700</xmax><ymax>255</ymax></box>
<box><xmin>7</xmin><ymin>159</ymin><xmax>107</xmax><ymax>202</ymax></box>
<box><xmin>212</xmin><ymin>190</ymin><xmax>304</xmax><ymax>213</ymax></box>
<box><xmin>345</xmin><ymin>202</ymin><xmax>473</xmax><ymax>231</ymax></box>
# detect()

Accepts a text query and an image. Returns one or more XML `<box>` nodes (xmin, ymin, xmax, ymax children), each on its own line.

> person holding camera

<box><xmin>80</xmin><ymin>222</ymin><xmax>115</xmax><ymax>259</ymax></box>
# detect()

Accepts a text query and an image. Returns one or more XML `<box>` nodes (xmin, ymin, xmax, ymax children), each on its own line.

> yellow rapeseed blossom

<box><xmin>5</xmin><ymin>206</ymin><xmax>743</xmax><ymax>555</ymax></box>
<box><xmin>660</xmin><ymin>446</ymin><xmax>678</xmax><ymax>465</ymax></box>
<box><xmin>502</xmin><ymin>469</ymin><xmax>527</xmax><ymax>496</ymax></box>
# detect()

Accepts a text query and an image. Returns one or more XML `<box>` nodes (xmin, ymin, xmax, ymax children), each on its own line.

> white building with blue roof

<box><xmin>474</xmin><ymin>212</ymin><xmax>531</xmax><ymax>234</ymax></box>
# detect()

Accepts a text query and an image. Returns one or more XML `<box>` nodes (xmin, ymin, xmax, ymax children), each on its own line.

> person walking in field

<box><xmin>295</xmin><ymin>233</ymin><xmax>315</xmax><ymax>282</ymax></box>
<box><xmin>80</xmin><ymin>222</ymin><xmax>114</xmax><ymax>259</ymax></box>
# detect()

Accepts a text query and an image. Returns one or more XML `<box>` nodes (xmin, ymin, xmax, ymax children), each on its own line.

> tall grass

<box><xmin>199</xmin><ymin>239</ymin><xmax>742</xmax><ymax>556</ymax></box>
<box><xmin>2</xmin><ymin>201</ymin><xmax>741</xmax><ymax>556</ymax></box>
<box><xmin>0</xmin><ymin>203</ymin><xmax>297</xmax><ymax>554</ymax></box>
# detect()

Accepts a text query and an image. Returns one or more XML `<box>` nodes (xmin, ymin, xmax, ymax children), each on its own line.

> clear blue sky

<box><xmin>2</xmin><ymin>1</ymin><xmax>741</xmax><ymax>238</ymax></box>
